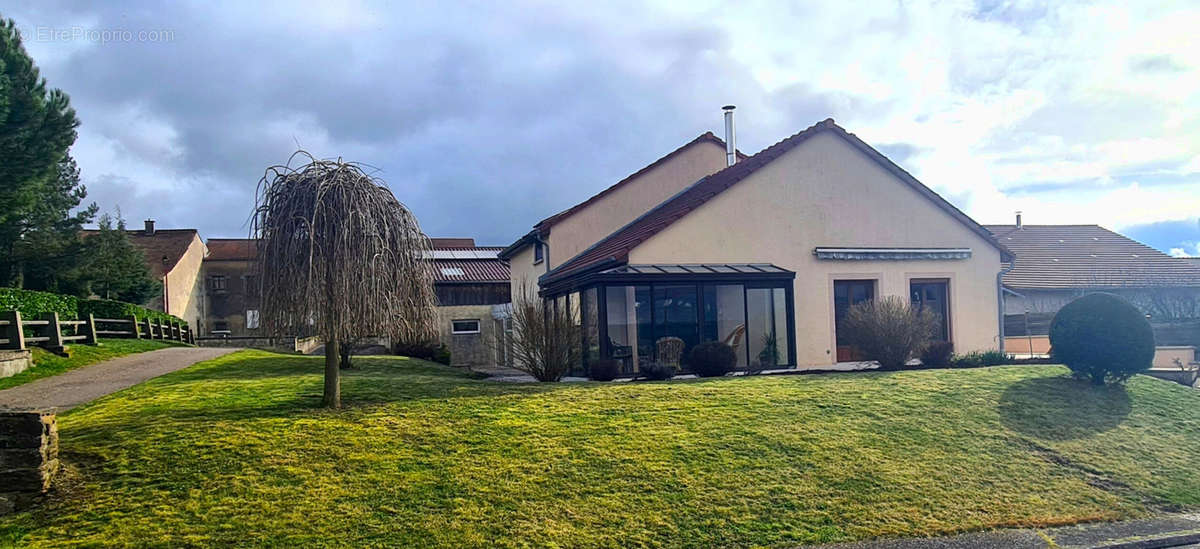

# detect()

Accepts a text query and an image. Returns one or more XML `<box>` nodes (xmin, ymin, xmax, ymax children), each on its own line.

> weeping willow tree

<box><xmin>253</xmin><ymin>152</ymin><xmax>437</xmax><ymax>408</ymax></box>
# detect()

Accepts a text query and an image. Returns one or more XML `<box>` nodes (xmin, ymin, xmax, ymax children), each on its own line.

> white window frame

<box><xmin>451</xmin><ymin>319</ymin><xmax>481</xmax><ymax>334</ymax></box>
<box><xmin>533</xmin><ymin>242</ymin><xmax>544</xmax><ymax>265</ymax></box>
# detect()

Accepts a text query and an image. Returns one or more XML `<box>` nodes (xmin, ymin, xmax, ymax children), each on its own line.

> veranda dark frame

<box><xmin>544</xmin><ymin>265</ymin><xmax>797</xmax><ymax>375</ymax></box>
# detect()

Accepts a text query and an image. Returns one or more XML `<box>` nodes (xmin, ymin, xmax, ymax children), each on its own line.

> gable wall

<box><xmin>167</xmin><ymin>234</ymin><xmax>208</xmax><ymax>327</ymax></box>
<box><xmin>630</xmin><ymin>131</ymin><xmax>1003</xmax><ymax>366</ymax></box>
<box><xmin>547</xmin><ymin>140</ymin><xmax>729</xmax><ymax>270</ymax></box>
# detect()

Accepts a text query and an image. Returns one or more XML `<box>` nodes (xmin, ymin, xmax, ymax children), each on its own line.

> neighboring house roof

<box><xmin>544</xmin><ymin>119</ymin><xmax>1014</xmax><ymax>284</ymax></box>
<box><xmin>205</xmin><ymin>238</ymin><xmax>258</xmax><ymax>261</ymax></box>
<box><xmin>984</xmin><ymin>224</ymin><xmax>1200</xmax><ymax>289</ymax></box>
<box><xmin>430</xmin><ymin>239</ymin><xmax>509</xmax><ymax>283</ymax></box>
<box><xmin>81</xmin><ymin>228</ymin><xmax>199</xmax><ymax>278</ymax></box>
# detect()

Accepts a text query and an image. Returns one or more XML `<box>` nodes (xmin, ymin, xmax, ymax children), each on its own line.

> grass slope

<box><xmin>0</xmin><ymin>339</ymin><xmax>185</xmax><ymax>391</ymax></box>
<box><xmin>2</xmin><ymin>351</ymin><xmax>1198</xmax><ymax>548</ymax></box>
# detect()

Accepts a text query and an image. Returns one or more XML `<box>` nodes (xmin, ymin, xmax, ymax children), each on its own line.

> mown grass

<box><xmin>0</xmin><ymin>339</ymin><xmax>185</xmax><ymax>391</ymax></box>
<box><xmin>1</xmin><ymin>351</ymin><xmax>1199</xmax><ymax>548</ymax></box>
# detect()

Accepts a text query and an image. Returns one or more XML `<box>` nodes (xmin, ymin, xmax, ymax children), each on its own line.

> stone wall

<box><xmin>0</xmin><ymin>350</ymin><xmax>32</xmax><ymax>379</ymax></box>
<box><xmin>0</xmin><ymin>410</ymin><xmax>58</xmax><ymax>515</ymax></box>
<box><xmin>195</xmin><ymin>336</ymin><xmax>300</xmax><ymax>352</ymax></box>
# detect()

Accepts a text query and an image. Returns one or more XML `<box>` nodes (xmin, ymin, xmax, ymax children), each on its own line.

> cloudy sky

<box><xmin>6</xmin><ymin>1</ymin><xmax>1199</xmax><ymax>255</ymax></box>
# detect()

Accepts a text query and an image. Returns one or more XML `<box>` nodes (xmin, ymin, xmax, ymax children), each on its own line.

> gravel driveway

<box><xmin>0</xmin><ymin>347</ymin><xmax>240</xmax><ymax>411</ymax></box>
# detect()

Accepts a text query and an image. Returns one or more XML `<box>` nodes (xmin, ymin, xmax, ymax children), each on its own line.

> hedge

<box><xmin>0</xmin><ymin>288</ymin><xmax>79</xmax><ymax>320</ymax></box>
<box><xmin>76</xmin><ymin>299</ymin><xmax>187</xmax><ymax>326</ymax></box>
<box><xmin>0</xmin><ymin>288</ymin><xmax>186</xmax><ymax>326</ymax></box>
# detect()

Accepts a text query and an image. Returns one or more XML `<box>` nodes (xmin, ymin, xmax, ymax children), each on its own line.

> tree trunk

<box><xmin>324</xmin><ymin>339</ymin><xmax>341</xmax><ymax>408</ymax></box>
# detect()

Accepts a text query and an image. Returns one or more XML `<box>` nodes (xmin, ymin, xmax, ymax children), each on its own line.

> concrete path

<box><xmin>810</xmin><ymin>514</ymin><xmax>1200</xmax><ymax>549</ymax></box>
<box><xmin>0</xmin><ymin>347</ymin><xmax>240</xmax><ymax>411</ymax></box>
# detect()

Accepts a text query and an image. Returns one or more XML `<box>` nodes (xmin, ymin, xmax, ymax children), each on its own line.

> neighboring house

<box><xmin>81</xmin><ymin>220</ymin><xmax>208</xmax><ymax>327</ymax></box>
<box><xmin>502</xmin><ymin>116</ymin><xmax>1013</xmax><ymax>374</ymax></box>
<box><xmin>197</xmin><ymin>237</ymin><xmax>513</xmax><ymax>367</ymax></box>
<box><xmin>202</xmin><ymin>238</ymin><xmax>260</xmax><ymax>336</ymax></box>
<box><xmin>429</xmin><ymin>238</ymin><xmax>511</xmax><ymax>368</ymax></box>
<box><xmin>985</xmin><ymin>222</ymin><xmax>1200</xmax><ymax>355</ymax></box>
<box><xmin>986</xmin><ymin>223</ymin><xmax>1200</xmax><ymax>317</ymax></box>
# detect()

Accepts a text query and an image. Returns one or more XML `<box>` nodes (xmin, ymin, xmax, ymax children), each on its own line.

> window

<box><xmin>440</xmin><ymin>267</ymin><xmax>465</xmax><ymax>277</ymax></box>
<box><xmin>212</xmin><ymin>320</ymin><xmax>229</xmax><ymax>333</ymax></box>
<box><xmin>533</xmin><ymin>241</ymin><xmax>544</xmax><ymax>264</ymax></box>
<box><xmin>451</xmin><ymin>319</ymin><xmax>481</xmax><ymax>334</ymax></box>
<box><xmin>209</xmin><ymin>275</ymin><xmax>227</xmax><ymax>292</ymax></box>
<box><xmin>245</xmin><ymin>309</ymin><xmax>260</xmax><ymax>329</ymax></box>
<box><xmin>911</xmin><ymin>279</ymin><xmax>950</xmax><ymax>342</ymax></box>
<box><xmin>834</xmin><ymin>279</ymin><xmax>876</xmax><ymax>361</ymax></box>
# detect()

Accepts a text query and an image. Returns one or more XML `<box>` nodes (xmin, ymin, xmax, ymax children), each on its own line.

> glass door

<box><xmin>834</xmin><ymin>279</ymin><xmax>875</xmax><ymax>361</ymax></box>
<box><xmin>911</xmin><ymin>279</ymin><xmax>950</xmax><ymax>342</ymax></box>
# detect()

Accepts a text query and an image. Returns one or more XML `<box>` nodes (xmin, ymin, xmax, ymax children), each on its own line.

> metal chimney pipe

<box><xmin>722</xmin><ymin>105</ymin><xmax>736</xmax><ymax>166</ymax></box>
<box><xmin>1015</xmin><ymin>211</ymin><xmax>1023</xmax><ymax>229</ymax></box>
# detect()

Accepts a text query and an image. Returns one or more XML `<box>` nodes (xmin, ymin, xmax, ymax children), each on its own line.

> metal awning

<box><xmin>813</xmin><ymin>247</ymin><xmax>972</xmax><ymax>260</ymax></box>
<box><xmin>542</xmin><ymin>263</ymin><xmax>794</xmax><ymax>296</ymax></box>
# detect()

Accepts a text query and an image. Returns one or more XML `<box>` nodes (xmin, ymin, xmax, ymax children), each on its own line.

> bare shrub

<box><xmin>504</xmin><ymin>282</ymin><xmax>580</xmax><ymax>382</ymax></box>
<box><xmin>842</xmin><ymin>295</ymin><xmax>939</xmax><ymax>370</ymax></box>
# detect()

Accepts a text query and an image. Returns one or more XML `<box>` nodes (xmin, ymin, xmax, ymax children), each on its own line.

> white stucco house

<box><xmin>500</xmin><ymin>114</ymin><xmax>1014</xmax><ymax>375</ymax></box>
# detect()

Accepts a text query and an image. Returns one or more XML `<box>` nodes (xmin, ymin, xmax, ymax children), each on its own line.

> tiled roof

<box><xmin>430</xmin><ymin>237</ymin><xmax>476</xmax><ymax>248</ymax></box>
<box><xmin>81</xmin><ymin>228</ymin><xmax>199</xmax><ymax>278</ymax></box>
<box><xmin>433</xmin><ymin>258</ymin><xmax>510</xmax><ymax>283</ymax></box>
<box><xmin>533</xmin><ymin>132</ymin><xmax>745</xmax><ymax>232</ymax></box>
<box><xmin>205</xmin><ymin>238</ymin><xmax>257</xmax><ymax>261</ymax></box>
<box><xmin>544</xmin><ymin>119</ymin><xmax>1012</xmax><ymax>284</ymax></box>
<box><xmin>985</xmin><ymin>224</ymin><xmax>1200</xmax><ymax>289</ymax></box>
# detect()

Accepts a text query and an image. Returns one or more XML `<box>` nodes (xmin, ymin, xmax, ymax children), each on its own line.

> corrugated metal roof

<box><xmin>432</xmin><ymin>258</ymin><xmax>509</xmax><ymax>283</ymax></box>
<box><xmin>985</xmin><ymin>224</ymin><xmax>1200</xmax><ymax>289</ymax></box>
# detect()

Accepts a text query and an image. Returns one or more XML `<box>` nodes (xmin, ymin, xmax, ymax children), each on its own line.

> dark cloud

<box><xmin>1121</xmin><ymin>218</ymin><xmax>1200</xmax><ymax>255</ymax></box>
<box><xmin>6</xmin><ymin>1</ymin><xmax>844</xmax><ymax>246</ymax></box>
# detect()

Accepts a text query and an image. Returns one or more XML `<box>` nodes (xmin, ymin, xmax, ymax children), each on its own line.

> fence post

<box><xmin>172</xmin><ymin>322</ymin><xmax>181</xmax><ymax>341</ymax></box>
<box><xmin>82</xmin><ymin>314</ymin><xmax>98</xmax><ymax>345</ymax></box>
<box><xmin>41</xmin><ymin>312</ymin><xmax>65</xmax><ymax>354</ymax></box>
<box><xmin>153</xmin><ymin>319</ymin><xmax>164</xmax><ymax>340</ymax></box>
<box><xmin>1</xmin><ymin>310</ymin><xmax>24</xmax><ymax>351</ymax></box>
<box><xmin>142</xmin><ymin>317</ymin><xmax>153</xmax><ymax>339</ymax></box>
<box><xmin>127</xmin><ymin>315</ymin><xmax>140</xmax><ymax>339</ymax></box>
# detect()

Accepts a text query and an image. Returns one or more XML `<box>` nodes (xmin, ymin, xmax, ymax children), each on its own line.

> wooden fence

<box><xmin>0</xmin><ymin>310</ymin><xmax>194</xmax><ymax>352</ymax></box>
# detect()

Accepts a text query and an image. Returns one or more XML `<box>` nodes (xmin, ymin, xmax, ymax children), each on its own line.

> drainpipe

<box><xmin>997</xmin><ymin>257</ymin><xmax>1016</xmax><ymax>354</ymax></box>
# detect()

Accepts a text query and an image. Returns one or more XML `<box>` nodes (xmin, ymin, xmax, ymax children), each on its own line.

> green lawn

<box><xmin>0</xmin><ymin>339</ymin><xmax>186</xmax><ymax>391</ymax></box>
<box><xmin>2</xmin><ymin>352</ymin><xmax>1199</xmax><ymax>548</ymax></box>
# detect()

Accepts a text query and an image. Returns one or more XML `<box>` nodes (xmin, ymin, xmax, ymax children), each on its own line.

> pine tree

<box><xmin>0</xmin><ymin>18</ymin><xmax>92</xmax><ymax>287</ymax></box>
<box><xmin>77</xmin><ymin>212</ymin><xmax>161</xmax><ymax>304</ymax></box>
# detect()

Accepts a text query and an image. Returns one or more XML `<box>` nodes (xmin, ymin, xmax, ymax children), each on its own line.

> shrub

<box><xmin>589</xmin><ymin>359</ymin><xmax>621</xmax><ymax>381</ymax></box>
<box><xmin>0</xmin><ymin>288</ymin><xmax>78</xmax><ymax>320</ymax></box>
<box><xmin>951</xmin><ymin>349</ymin><xmax>1010</xmax><ymax>368</ymax></box>
<box><xmin>502</xmin><ymin>283</ymin><xmax>580</xmax><ymax>382</ymax></box>
<box><xmin>841</xmin><ymin>296</ymin><xmax>939</xmax><ymax>370</ymax></box>
<box><xmin>76</xmin><ymin>298</ymin><xmax>185</xmax><ymax>326</ymax></box>
<box><xmin>639</xmin><ymin>361</ymin><xmax>675</xmax><ymax>381</ymax></box>
<box><xmin>920</xmin><ymin>341</ymin><xmax>954</xmax><ymax>367</ymax></box>
<box><xmin>689</xmin><ymin>341</ymin><xmax>736</xmax><ymax>377</ymax></box>
<box><xmin>394</xmin><ymin>339</ymin><xmax>451</xmax><ymax>365</ymax></box>
<box><xmin>1049</xmin><ymin>293</ymin><xmax>1155</xmax><ymax>385</ymax></box>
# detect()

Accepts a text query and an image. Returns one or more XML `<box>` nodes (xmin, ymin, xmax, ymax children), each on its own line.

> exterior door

<box><xmin>834</xmin><ymin>280</ymin><xmax>875</xmax><ymax>361</ymax></box>
<box><xmin>911</xmin><ymin>280</ymin><xmax>950</xmax><ymax>342</ymax></box>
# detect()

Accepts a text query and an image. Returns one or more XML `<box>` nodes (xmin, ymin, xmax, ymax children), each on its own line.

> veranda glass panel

<box><xmin>747</xmin><ymin>287</ymin><xmax>786</xmax><ymax>368</ymax></box>
<box><xmin>701</xmin><ymin>284</ymin><xmax>747</xmax><ymax>368</ymax></box>
<box><xmin>583</xmin><ymin>288</ymin><xmax>599</xmax><ymax>366</ymax></box>
<box><xmin>652</xmin><ymin>285</ymin><xmax>699</xmax><ymax>369</ymax></box>
<box><xmin>605</xmin><ymin>285</ymin><xmax>650</xmax><ymax>373</ymax></box>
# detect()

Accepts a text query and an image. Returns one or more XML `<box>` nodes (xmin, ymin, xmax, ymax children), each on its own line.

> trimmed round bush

<box><xmin>639</xmin><ymin>361</ymin><xmax>675</xmax><ymax>381</ymax></box>
<box><xmin>589</xmin><ymin>359</ymin><xmax>621</xmax><ymax>381</ymax></box>
<box><xmin>689</xmin><ymin>341</ymin><xmax>737</xmax><ymax>377</ymax></box>
<box><xmin>1049</xmin><ymin>293</ymin><xmax>1155</xmax><ymax>385</ymax></box>
<box><xmin>920</xmin><ymin>341</ymin><xmax>954</xmax><ymax>368</ymax></box>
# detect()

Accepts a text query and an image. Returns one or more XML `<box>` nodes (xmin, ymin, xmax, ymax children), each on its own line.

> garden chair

<box><xmin>720</xmin><ymin>324</ymin><xmax>745</xmax><ymax>359</ymax></box>
<box><xmin>655</xmin><ymin>337</ymin><xmax>686</xmax><ymax>371</ymax></box>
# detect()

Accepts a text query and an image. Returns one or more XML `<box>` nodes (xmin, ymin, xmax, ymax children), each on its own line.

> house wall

<box><xmin>629</xmin><ymin>131</ymin><xmax>1004</xmax><ymax>367</ymax></box>
<box><xmin>546</xmin><ymin>140</ymin><xmax>728</xmax><ymax>269</ymax></box>
<box><xmin>436</xmin><ymin>304</ymin><xmax>500</xmax><ymax>368</ymax></box>
<box><xmin>203</xmin><ymin>259</ymin><xmax>260</xmax><ymax>336</ymax></box>
<box><xmin>508</xmin><ymin>244</ymin><xmax>545</xmax><ymax>303</ymax></box>
<box><xmin>166</xmin><ymin>235</ymin><xmax>207</xmax><ymax>328</ymax></box>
